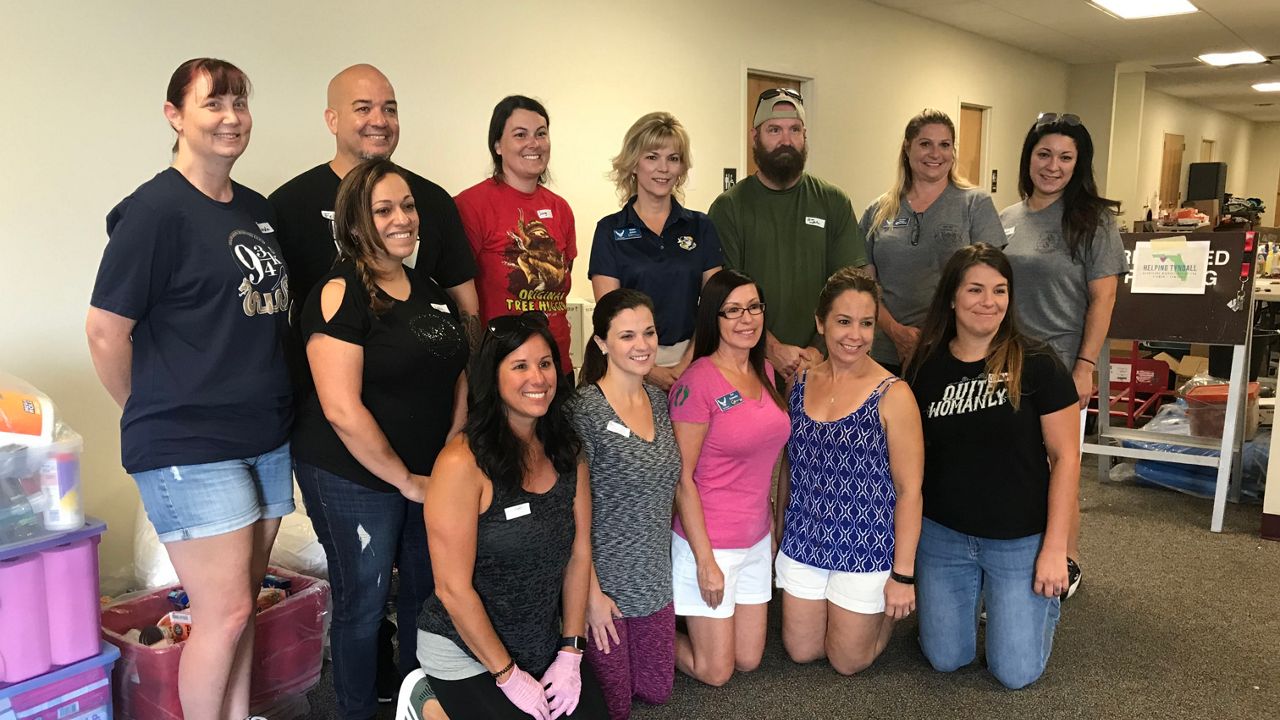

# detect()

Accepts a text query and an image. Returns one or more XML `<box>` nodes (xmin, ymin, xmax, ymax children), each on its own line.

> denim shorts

<box><xmin>132</xmin><ymin>441</ymin><xmax>295</xmax><ymax>543</ymax></box>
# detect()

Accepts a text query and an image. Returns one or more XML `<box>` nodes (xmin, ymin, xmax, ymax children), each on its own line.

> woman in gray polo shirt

<box><xmin>859</xmin><ymin>109</ymin><xmax>1005</xmax><ymax>374</ymax></box>
<box><xmin>1000</xmin><ymin>113</ymin><xmax>1125</xmax><ymax>600</ymax></box>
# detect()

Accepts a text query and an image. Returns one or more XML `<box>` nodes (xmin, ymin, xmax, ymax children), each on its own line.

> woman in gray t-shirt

<box><xmin>999</xmin><ymin>112</ymin><xmax>1126</xmax><ymax>601</ymax></box>
<box><xmin>571</xmin><ymin>289</ymin><xmax>681</xmax><ymax>719</ymax></box>
<box><xmin>859</xmin><ymin>109</ymin><xmax>1005</xmax><ymax>372</ymax></box>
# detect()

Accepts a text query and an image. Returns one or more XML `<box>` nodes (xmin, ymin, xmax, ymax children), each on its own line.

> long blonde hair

<box><xmin>870</xmin><ymin>109</ymin><xmax>973</xmax><ymax>232</ymax></box>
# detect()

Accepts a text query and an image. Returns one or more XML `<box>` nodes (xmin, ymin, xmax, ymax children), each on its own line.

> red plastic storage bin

<box><xmin>100</xmin><ymin>567</ymin><xmax>329</xmax><ymax>720</ymax></box>
<box><xmin>0</xmin><ymin>641</ymin><xmax>120</xmax><ymax>720</ymax></box>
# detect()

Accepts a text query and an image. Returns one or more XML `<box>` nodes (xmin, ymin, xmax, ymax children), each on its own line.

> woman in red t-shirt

<box><xmin>454</xmin><ymin>95</ymin><xmax>577</xmax><ymax>377</ymax></box>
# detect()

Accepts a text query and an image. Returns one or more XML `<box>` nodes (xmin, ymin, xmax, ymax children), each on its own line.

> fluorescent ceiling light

<box><xmin>1254</xmin><ymin>82</ymin><xmax>1280</xmax><ymax>93</ymax></box>
<box><xmin>1198</xmin><ymin>51</ymin><xmax>1268</xmax><ymax>67</ymax></box>
<box><xmin>1089</xmin><ymin>1</ymin><xmax>1198</xmax><ymax>19</ymax></box>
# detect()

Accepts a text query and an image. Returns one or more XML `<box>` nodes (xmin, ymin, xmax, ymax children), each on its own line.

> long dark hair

<box><xmin>333</xmin><ymin>158</ymin><xmax>410</xmax><ymax>316</ymax></box>
<box><xmin>692</xmin><ymin>270</ymin><xmax>784</xmax><ymax>410</ymax></box>
<box><xmin>464</xmin><ymin>315</ymin><xmax>580</xmax><ymax>493</ymax></box>
<box><xmin>487</xmin><ymin>95</ymin><xmax>550</xmax><ymax>185</ymax></box>
<box><xmin>578</xmin><ymin>289</ymin><xmax>656</xmax><ymax>387</ymax></box>
<box><xmin>907</xmin><ymin>244</ymin><xmax>1032</xmax><ymax>410</ymax></box>
<box><xmin>1017</xmin><ymin>118</ymin><xmax>1121</xmax><ymax>263</ymax></box>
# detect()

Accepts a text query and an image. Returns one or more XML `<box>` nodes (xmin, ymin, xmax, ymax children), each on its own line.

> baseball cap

<box><xmin>753</xmin><ymin>88</ymin><xmax>806</xmax><ymax>128</ymax></box>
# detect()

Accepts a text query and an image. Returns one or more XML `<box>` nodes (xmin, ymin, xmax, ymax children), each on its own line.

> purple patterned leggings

<box><xmin>584</xmin><ymin>602</ymin><xmax>676</xmax><ymax>720</ymax></box>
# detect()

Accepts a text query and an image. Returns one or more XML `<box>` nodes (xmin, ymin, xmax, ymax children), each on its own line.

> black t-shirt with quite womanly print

<box><xmin>910</xmin><ymin>346</ymin><xmax>1077</xmax><ymax>539</ymax></box>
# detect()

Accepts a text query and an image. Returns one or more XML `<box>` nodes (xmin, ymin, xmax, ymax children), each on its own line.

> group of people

<box><xmin>84</xmin><ymin>56</ymin><xmax>1125</xmax><ymax>720</ymax></box>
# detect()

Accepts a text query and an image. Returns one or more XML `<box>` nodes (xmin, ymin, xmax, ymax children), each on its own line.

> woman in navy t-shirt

<box><xmin>87</xmin><ymin>58</ymin><xmax>292</xmax><ymax>719</ymax></box>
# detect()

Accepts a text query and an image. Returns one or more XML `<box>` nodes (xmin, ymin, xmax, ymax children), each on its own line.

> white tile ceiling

<box><xmin>866</xmin><ymin>0</ymin><xmax>1280</xmax><ymax>121</ymax></box>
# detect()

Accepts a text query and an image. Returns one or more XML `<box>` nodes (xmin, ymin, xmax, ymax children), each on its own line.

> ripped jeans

<box><xmin>294</xmin><ymin>461</ymin><xmax>433</xmax><ymax>720</ymax></box>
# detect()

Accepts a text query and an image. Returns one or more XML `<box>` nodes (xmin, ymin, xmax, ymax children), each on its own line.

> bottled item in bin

<box><xmin>38</xmin><ymin>431</ymin><xmax>84</xmax><ymax>531</ymax></box>
<box><xmin>261</xmin><ymin>573</ymin><xmax>293</xmax><ymax>591</ymax></box>
<box><xmin>256</xmin><ymin>587</ymin><xmax>287</xmax><ymax>613</ymax></box>
<box><xmin>139</xmin><ymin>610</ymin><xmax>193</xmax><ymax>645</ymax></box>
<box><xmin>0</xmin><ymin>472</ymin><xmax>41</xmax><ymax>543</ymax></box>
<box><xmin>167</xmin><ymin>588</ymin><xmax>190</xmax><ymax>610</ymax></box>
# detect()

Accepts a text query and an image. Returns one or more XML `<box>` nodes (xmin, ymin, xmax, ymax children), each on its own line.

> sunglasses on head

<box><xmin>486</xmin><ymin>311</ymin><xmax>549</xmax><ymax>337</ymax></box>
<box><xmin>758</xmin><ymin>87</ymin><xmax>803</xmax><ymax>104</ymax></box>
<box><xmin>1035</xmin><ymin>112</ymin><xmax>1082</xmax><ymax>129</ymax></box>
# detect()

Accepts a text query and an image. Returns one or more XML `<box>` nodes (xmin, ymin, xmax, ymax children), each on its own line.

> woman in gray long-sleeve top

<box><xmin>859</xmin><ymin>109</ymin><xmax>1005</xmax><ymax>374</ymax></box>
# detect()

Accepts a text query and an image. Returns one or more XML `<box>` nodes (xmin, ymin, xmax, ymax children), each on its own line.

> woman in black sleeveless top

<box><xmin>417</xmin><ymin>312</ymin><xmax>608</xmax><ymax>719</ymax></box>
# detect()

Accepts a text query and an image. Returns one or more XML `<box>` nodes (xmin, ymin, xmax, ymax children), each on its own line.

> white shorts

<box><xmin>671</xmin><ymin>532</ymin><xmax>773</xmax><ymax>618</ymax></box>
<box><xmin>774</xmin><ymin>550</ymin><xmax>890</xmax><ymax>615</ymax></box>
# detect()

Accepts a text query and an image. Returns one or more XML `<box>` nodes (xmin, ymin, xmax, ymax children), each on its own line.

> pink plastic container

<box><xmin>0</xmin><ymin>518</ymin><xmax>104</xmax><ymax>684</ymax></box>
<box><xmin>0</xmin><ymin>641</ymin><xmax>119</xmax><ymax>720</ymax></box>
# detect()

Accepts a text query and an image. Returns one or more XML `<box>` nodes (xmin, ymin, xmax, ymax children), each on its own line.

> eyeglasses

<box><xmin>758</xmin><ymin>87</ymin><xmax>803</xmax><ymax>104</ymax></box>
<box><xmin>487</xmin><ymin>311</ymin><xmax>549</xmax><ymax>336</ymax></box>
<box><xmin>910</xmin><ymin>211</ymin><xmax>923</xmax><ymax>247</ymax></box>
<box><xmin>717</xmin><ymin>302</ymin><xmax>766</xmax><ymax>320</ymax></box>
<box><xmin>1034</xmin><ymin>112</ymin><xmax>1082</xmax><ymax>129</ymax></box>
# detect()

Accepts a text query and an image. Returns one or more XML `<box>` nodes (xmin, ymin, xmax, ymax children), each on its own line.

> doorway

<box><xmin>1200</xmin><ymin>139</ymin><xmax>1216</xmax><ymax>163</ymax></box>
<box><xmin>958</xmin><ymin>104</ymin><xmax>987</xmax><ymax>187</ymax></box>
<box><xmin>746</xmin><ymin>72</ymin><xmax>803</xmax><ymax>178</ymax></box>
<box><xmin>1160</xmin><ymin>133</ymin><xmax>1185</xmax><ymax>211</ymax></box>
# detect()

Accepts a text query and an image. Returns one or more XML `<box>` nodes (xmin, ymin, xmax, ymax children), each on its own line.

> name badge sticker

<box><xmin>504</xmin><ymin>502</ymin><xmax>531</xmax><ymax>521</ymax></box>
<box><xmin>606</xmin><ymin>420</ymin><xmax>631</xmax><ymax>438</ymax></box>
<box><xmin>891</xmin><ymin>217</ymin><xmax>911</xmax><ymax>228</ymax></box>
<box><xmin>715</xmin><ymin>390</ymin><xmax>744</xmax><ymax>412</ymax></box>
<box><xmin>805</xmin><ymin>216</ymin><xmax>826</xmax><ymax>228</ymax></box>
<box><xmin>1004</xmin><ymin>226</ymin><xmax>1016</xmax><ymax>237</ymax></box>
<box><xmin>613</xmin><ymin>227</ymin><xmax>643</xmax><ymax>241</ymax></box>
<box><xmin>537</xmin><ymin>208</ymin><xmax>554</xmax><ymax>219</ymax></box>
<box><xmin>430</xmin><ymin>303</ymin><xmax>450</xmax><ymax>314</ymax></box>
<box><xmin>256</xmin><ymin>222</ymin><xmax>275</xmax><ymax>233</ymax></box>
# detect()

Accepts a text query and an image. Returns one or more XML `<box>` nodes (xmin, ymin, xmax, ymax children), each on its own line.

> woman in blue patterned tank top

<box><xmin>774</xmin><ymin>267</ymin><xmax>924</xmax><ymax>675</ymax></box>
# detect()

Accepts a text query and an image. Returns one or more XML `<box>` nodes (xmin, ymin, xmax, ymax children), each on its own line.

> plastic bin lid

<box><xmin>0</xmin><ymin>641</ymin><xmax>120</xmax><ymax>696</ymax></box>
<box><xmin>1185</xmin><ymin>381</ymin><xmax>1260</xmax><ymax>403</ymax></box>
<box><xmin>0</xmin><ymin>516</ymin><xmax>106</xmax><ymax>562</ymax></box>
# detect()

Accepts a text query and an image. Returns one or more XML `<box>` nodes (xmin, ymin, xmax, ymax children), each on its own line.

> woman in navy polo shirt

<box><xmin>590</xmin><ymin>112</ymin><xmax>723</xmax><ymax>390</ymax></box>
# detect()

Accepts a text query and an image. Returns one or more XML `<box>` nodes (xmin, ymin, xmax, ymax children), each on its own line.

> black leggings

<box><xmin>429</xmin><ymin>663</ymin><xmax>609</xmax><ymax>719</ymax></box>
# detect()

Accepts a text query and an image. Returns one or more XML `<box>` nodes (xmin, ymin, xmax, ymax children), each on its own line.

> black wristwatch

<box><xmin>559</xmin><ymin>635</ymin><xmax>588</xmax><ymax>652</ymax></box>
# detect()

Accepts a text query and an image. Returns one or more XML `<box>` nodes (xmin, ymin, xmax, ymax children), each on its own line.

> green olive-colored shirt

<box><xmin>709</xmin><ymin>174</ymin><xmax>867</xmax><ymax>348</ymax></box>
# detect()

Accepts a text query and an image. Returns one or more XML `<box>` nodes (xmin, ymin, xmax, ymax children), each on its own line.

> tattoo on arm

<box><xmin>461</xmin><ymin>312</ymin><xmax>482</xmax><ymax>354</ymax></box>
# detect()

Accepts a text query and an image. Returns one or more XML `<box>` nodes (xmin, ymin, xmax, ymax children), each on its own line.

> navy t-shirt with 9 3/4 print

<box><xmin>90</xmin><ymin>168</ymin><xmax>292</xmax><ymax>474</ymax></box>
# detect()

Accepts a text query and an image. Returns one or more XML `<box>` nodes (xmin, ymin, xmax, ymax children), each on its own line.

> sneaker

<box><xmin>1062</xmin><ymin>558</ymin><xmax>1082</xmax><ymax>601</ymax></box>
<box><xmin>376</xmin><ymin>616</ymin><xmax>399</xmax><ymax>703</ymax></box>
<box><xmin>396</xmin><ymin>668</ymin><xmax>437</xmax><ymax>720</ymax></box>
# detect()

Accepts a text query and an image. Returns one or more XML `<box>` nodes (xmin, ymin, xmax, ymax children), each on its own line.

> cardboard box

<box><xmin>1153</xmin><ymin>352</ymin><xmax>1210</xmax><ymax>384</ymax></box>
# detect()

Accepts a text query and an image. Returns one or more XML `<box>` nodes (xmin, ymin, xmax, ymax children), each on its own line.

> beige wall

<box><xmin>0</xmin><ymin>0</ymin><xmax>1069</xmax><ymax>584</ymax></box>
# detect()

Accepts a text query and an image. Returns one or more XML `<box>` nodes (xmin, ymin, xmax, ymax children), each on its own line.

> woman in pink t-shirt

<box><xmin>668</xmin><ymin>269</ymin><xmax>791</xmax><ymax>686</ymax></box>
<box><xmin>454</xmin><ymin>95</ymin><xmax>577</xmax><ymax>376</ymax></box>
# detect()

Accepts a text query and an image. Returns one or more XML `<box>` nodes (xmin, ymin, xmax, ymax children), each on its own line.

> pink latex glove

<box><xmin>539</xmin><ymin>650</ymin><xmax>583</xmax><ymax>719</ymax></box>
<box><xmin>497</xmin><ymin>664</ymin><xmax>552</xmax><ymax>720</ymax></box>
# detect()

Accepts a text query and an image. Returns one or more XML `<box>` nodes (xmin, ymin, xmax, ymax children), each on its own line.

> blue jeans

<box><xmin>915</xmin><ymin>518</ymin><xmax>1060</xmax><ymax>690</ymax></box>
<box><xmin>294</xmin><ymin>461</ymin><xmax>434</xmax><ymax>719</ymax></box>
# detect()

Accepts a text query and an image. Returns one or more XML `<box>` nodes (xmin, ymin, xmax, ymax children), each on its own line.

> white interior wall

<box><xmin>1</xmin><ymin>0</ymin><xmax>1068</xmax><ymax>582</ymax></box>
<box><xmin>1135</xmin><ymin>89</ymin><xmax>1255</xmax><ymax>217</ymax></box>
<box><xmin>1245</xmin><ymin>123</ymin><xmax>1280</xmax><ymax>228</ymax></box>
<box><xmin>1066</xmin><ymin>63</ymin><xmax>1119</xmax><ymax>197</ymax></box>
